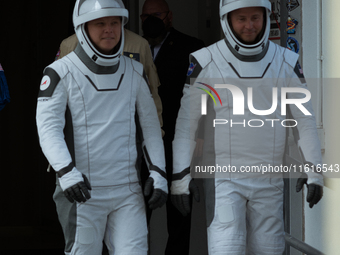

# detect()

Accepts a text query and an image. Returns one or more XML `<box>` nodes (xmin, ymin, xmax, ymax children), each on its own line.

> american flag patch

<box><xmin>297</xmin><ymin>63</ymin><xmax>303</xmax><ymax>74</ymax></box>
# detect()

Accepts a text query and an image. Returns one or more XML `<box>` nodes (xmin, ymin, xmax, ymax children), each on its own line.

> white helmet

<box><xmin>73</xmin><ymin>0</ymin><xmax>129</xmax><ymax>66</ymax></box>
<box><xmin>220</xmin><ymin>0</ymin><xmax>271</xmax><ymax>57</ymax></box>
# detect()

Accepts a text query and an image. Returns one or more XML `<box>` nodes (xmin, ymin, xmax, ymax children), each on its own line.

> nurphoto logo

<box><xmin>198</xmin><ymin>83</ymin><xmax>312</xmax><ymax>128</ymax></box>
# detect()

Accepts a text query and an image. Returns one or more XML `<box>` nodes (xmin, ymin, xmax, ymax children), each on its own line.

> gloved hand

<box><xmin>171</xmin><ymin>174</ymin><xmax>200</xmax><ymax>217</ymax></box>
<box><xmin>144</xmin><ymin>169</ymin><xmax>168</xmax><ymax>210</ymax></box>
<box><xmin>296</xmin><ymin>173</ymin><xmax>323</xmax><ymax>208</ymax></box>
<box><xmin>58</xmin><ymin>167</ymin><xmax>92</xmax><ymax>203</ymax></box>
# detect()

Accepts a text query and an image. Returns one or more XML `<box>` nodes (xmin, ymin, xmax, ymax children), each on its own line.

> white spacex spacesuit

<box><xmin>36</xmin><ymin>0</ymin><xmax>167</xmax><ymax>254</ymax></box>
<box><xmin>171</xmin><ymin>0</ymin><xmax>323</xmax><ymax>254</ymax></box>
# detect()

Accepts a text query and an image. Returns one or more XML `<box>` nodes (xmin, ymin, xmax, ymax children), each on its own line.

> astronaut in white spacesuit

<box><xmin>171</xmin><ymin>0</ymin><xmax>323</xmax><ymax>254</ymax></box>
<box><xmin>36</xmin><ymin>0</ymin><xmax>167</xmax><ymax>254</ymax></box>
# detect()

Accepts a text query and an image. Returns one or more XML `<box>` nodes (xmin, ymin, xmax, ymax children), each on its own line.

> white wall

<box><xmin>320</xmin><ymin>0</ymin><xmax>340</xmax><ymax>254</ymax></box>
<box><xmin>302</xmin><ymin>0</ymin><xmax>340</xmax><ymax>254</ymax></box>
<box><xmin>301</xmin><ymin>1</ymin><xmax>325</xmax><ymax>253</ymax></box>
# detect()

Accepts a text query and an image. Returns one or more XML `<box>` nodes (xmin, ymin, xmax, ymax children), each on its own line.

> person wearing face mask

<box><xmin>140</xmin><ymin>0</ymin><xmax>205</xmax><ymax>254</ymax></box>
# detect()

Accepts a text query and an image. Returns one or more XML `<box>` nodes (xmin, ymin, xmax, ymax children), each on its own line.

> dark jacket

<box><xmin>155</xmin><ymin>28</ymin><xmax>205</xmax><ymax>144</ymax></box>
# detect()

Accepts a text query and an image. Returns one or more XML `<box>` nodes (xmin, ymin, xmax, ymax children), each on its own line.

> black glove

<box><xmin>171</xmin><ymin>180</ymin><xmax>200</xmax><ymax>217</ymax></box>
<box><xmin>296</xmin><ymin>174</ymin><xmax>323</xmax><ymax>208</ymax></box>
<box><xmin>64</xmin><ymin>174</ymin><xmax>92</xmax><ymax>203</ymax></box>
<box><xmin>144</xmin><ymin>177</ymin><xmax>168</xmax><ymax>210</ymax></box>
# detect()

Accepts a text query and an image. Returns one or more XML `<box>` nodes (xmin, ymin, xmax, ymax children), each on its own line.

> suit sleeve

<box><xmin>288</xmin><ymin>62</ymin><xmax>323</xmax><ymax>185</ymax></box>
<box><xmin>172</xmin><ymin>55</ymin><xmax>204</xmax><ymax>176</ymax></box>
<box><xmin>136</xmin><ymin>70</ymin><xmax>166</xmax><ymax>175</ymax></box>
<box><xmin>36</xmin><ymin>67</ymin><xmax>72</xmax><ymax>172</ymax></box>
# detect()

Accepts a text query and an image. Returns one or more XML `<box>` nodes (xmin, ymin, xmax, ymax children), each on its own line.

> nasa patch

<box><xmin>187</xmin><ymin>62</ymin><xmax>197</xmax><ymax>76</ymax></box>
<box><xmin>40</xmin><ymin>75</ymin><xmax>51</xmax><ymax>91</ymax></box>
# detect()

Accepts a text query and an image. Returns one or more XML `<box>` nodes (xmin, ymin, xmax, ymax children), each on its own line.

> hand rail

<box><xmin>284</xmin><ymin>155</ymin><xmax>325</xmax><ymax>255</ymax></box>
<box><xmin>285</xmin><ymin>233</ymin><xmax>325</xmax><ymax>255</ymax></box>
